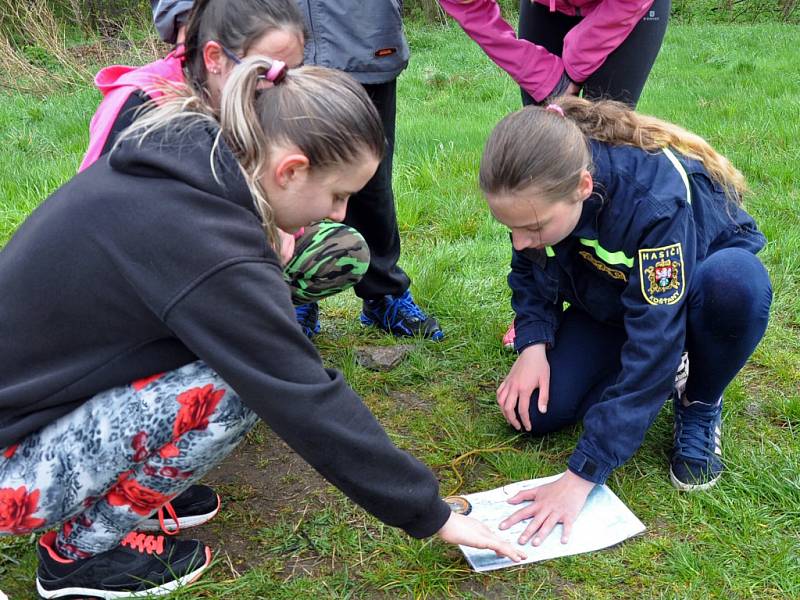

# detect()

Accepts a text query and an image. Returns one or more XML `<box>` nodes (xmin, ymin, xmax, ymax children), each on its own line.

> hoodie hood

<box><xmin>107</xmin><ymin>116</ymin><xmax>255</xmax><ymax>214</ymax></box>
<box><xmin>79</xmin><ymin>52</ymin><xmax>185</xmax><ymax>172</ymax></box>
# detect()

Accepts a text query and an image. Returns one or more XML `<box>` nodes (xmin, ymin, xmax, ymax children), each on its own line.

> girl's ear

<box><xmin>203</xmin><ymin>41</ymin><xmax>225</xmax><ymax>75</ymax></box>
<box><xmin>577</xmin><ymin>169</ymin><xmax>593</xmax><ymax>202</ymax></box>
<box><xmin>274</xmin><ymin>153</ymin><xmax>311</xmax><ymax>188</ymax></box>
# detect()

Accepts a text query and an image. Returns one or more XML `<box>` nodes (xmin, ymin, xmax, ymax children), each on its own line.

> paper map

<box><xmin>449</xmin><ymin>475</ymin><xmax>646</xmax><ymax>572</ymax></box>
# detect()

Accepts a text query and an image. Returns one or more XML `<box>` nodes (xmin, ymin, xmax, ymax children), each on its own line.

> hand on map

<box><xmin>438</xmin><ymin>512</ymin><xmax>527</xmax><ymax>562</ymax></box>
<box><xmin>497</xmin><ymin>343</ymin><xmax>549</xmax><ymax>431</ymax></box>
<box><xmin>499</xmin><ymin>470</ymin><xmax>595</xmax><ymax>546</ymax></box>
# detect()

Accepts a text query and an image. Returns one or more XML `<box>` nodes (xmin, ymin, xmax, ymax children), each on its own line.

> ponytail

<box><xmin>554</xmin><ymin>97</ymin><xmax>746</xmax><ymax>203</ymax></box>
<box><xmin>480</xmin><ymin>97</ymin><xmax>746</xmax><ymax>205</ymax></box>
<box><xmin>117</xmin><ymin>57</ymin><xmax>384</xmax><ymax>253</ymax></box>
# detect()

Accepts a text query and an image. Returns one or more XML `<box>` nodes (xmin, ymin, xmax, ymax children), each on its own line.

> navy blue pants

<box><xmin>526</xmin><ymin>248</ymin><xmax>772</xmax><ymax>434</ymax></box>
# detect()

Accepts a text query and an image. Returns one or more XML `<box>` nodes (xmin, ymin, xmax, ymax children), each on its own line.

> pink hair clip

<box><xmin>545</xmin><ymin>103</ymin><xmax>565</xmax><ymax>117</ymax></box>
<box><xmin>265</xmin><ymin>60</ymin><xmax>287</xmax><ymax>84</ymax></box>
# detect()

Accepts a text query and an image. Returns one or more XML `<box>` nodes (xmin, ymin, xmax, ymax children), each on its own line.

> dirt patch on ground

<box><xmin>188</xmin><ymin>422</ymin><xmax>333</xmax><ymax>573</ymax></box>
<box><xmin>387</xmin><ymin>390</ymin><xmax>435</xmax><ymax>413</ymax></box>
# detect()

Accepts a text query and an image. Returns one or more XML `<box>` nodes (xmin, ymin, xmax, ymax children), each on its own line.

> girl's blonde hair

<box><xmin>480</xmin><ymin>96</ymin><xmax>746</xmax><ymax>205</ymax></box>
<box><xmin>119</xmin><ymin>57</ymin><xmax>385</xmax><ymax>250</ymax></box>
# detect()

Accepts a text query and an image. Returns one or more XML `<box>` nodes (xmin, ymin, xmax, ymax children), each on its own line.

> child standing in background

<box><xmin>152</xmin><ymin>0</ymin><xmax>445</xmax><ymax>340</ymax></box>
<box><xmin>480</xmin><ymin>98</ymin><xmax>770</xmax><ymax>547</ymax></box>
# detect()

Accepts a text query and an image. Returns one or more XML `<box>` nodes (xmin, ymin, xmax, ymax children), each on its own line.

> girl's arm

<box><xmin>438</xmin><ymin>0</ymin><xmax>563</xmax><ymax>102</ymax></box>
<box><xmin>570</xmin><ymin>199</ymin><xmax>696</xmax><ymax>485</ymax></box>
<box><xmin>561</xmin><ymin>0</ymin><xmax>656</xmax><ymax>84</ymax></box>
<box><xmin>165</xmin><ymin>260</ymin><xmax>450</xmax><ymax>537</ymax></box>
<box><xmin>508</xmin><ymin>246</ymin><xmax>560</xmax><ymax>353</ymax></box>
<box><xmin>163</xmin><ymin>258</ymin><xmax>520</xmax><ymax>562</ymax></box>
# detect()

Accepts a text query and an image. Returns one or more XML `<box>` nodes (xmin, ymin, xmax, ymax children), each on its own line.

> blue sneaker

<box><xmin>295</xmin><ymin>302</ymin><xmax>321</xmax><ymax>338</ymax></box>
<box><xmin>670</xmin><ymin>392</ymin><xmax>723</xmax><ymax>491</ymax></box>
<box><xmin>360</xmin><ymin>290</ymin><xmax>444</xmax><ymax>341</ymax></box>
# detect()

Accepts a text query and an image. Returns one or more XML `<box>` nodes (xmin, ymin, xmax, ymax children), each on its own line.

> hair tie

<box><xmin>545</xmin><ymin>103</ymin><xmax>565</xmax><ymax>117</ymax></box>
<box><xmin>265</xmin><ymin>60</ymin><xmax>287</xmax><ymax>85</ymax></box>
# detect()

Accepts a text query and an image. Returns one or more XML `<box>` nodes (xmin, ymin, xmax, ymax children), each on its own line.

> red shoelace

<box><xmin>157</xmin><ymin>500</ymin><xmax>181</xmax><ymax>536</ymax></box>
<box><xmin>121</xmin><ymin>531</ymin><xmax>165</xmax><ymax>555</ymax></box>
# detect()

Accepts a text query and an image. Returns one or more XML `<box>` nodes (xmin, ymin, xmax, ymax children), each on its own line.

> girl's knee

<box><xmin>693</xmin><ymin>249</ymin><xmax>772</xmax><ymax>332</ymax></box>
<box><xmin>524</xmin><ymin>402</ymin><xmax>576</xmax><ymax>436</ymax></box>
<box><xmin>285</xmin><ymin>222</ymin><xmax>370</xmax><ymax>303</ymax></box>
<box><xmin>160</xmin><ymin>362</ymin><xmax>256</xmax><ymax>436</ymax></box>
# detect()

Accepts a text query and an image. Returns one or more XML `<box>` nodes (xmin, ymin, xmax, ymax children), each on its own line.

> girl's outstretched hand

<box><xmin>437</xmin><ymin>512</ymin><xmax>527</xmax><ymax>562</ymax></box>
<box><xmin>499</xmin><ymin>470</ymin><xmax>595</xmax><ymax>546</ymax></box>
<box><xmin>497</xmin><ymin>343</ymin><xmax>549</xmax><ymax>431</ymax></box>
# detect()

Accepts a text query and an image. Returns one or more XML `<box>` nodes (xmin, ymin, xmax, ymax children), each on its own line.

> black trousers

<box><xmin>518</xmin><ymin>0</ymin><xmax>671</xmax><ymax>107</ymax></box>
<box><xmin>344</xmin><ymin>79</ymin><xmax>410</xmax><ymax>300</ymax></box>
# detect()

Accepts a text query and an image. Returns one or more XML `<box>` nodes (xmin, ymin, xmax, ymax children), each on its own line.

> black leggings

<box><xmin>344</xmin><ymin>80</ymin><xmax>410</xmax><ymax>300</ymax></box>
<box><xmin>518</xmin><ymin>0</ymin><xmax>670</xmax><ymax>107</ymax></box>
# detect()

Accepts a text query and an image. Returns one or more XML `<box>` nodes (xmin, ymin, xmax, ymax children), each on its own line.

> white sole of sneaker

<box><xmin>669</xmin><ymin>467</ymin><xmax>721</xmax><ymax>492</ymax></box>
<box><xmin>35</xmin><ymin>546</ymin><xmax>212</xmax><ymax>599</ymax></box>
<box><xmin>137</xmin><ymin>494</ymin><xmax>221</xmax><ymax>532</ymax></box>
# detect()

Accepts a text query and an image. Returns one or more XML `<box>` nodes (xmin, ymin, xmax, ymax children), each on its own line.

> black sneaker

<box><xmin>670</xmin><ymin>392</ymin><xmax>723</xmax><ymax>491</ymax></box>
<box><xmin>139</xmin><ymin>484</ymin><xmax>221</xmax><ymax>534</ymax></box>
<box><xmin>36</xmin><ymin>530</ymin><xmax>211</xmax><ymax>598</ymax></box>
<box><xmin>360</xmin><ymin>290</ymin><xmax>443</xmax><ymax>341</ymax></box>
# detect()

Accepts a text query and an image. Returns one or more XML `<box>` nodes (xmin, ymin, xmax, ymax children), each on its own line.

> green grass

<box><xmin>2</xmin><ymin>21</ymin><xmax>799</xmax><ymax>599</ymax></box>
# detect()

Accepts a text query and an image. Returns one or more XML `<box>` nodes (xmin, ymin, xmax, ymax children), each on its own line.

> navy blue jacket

<box><xmin>510</xmin><ymin>140</ymin><xmax>765</xmax><ymax>484</ymax></box>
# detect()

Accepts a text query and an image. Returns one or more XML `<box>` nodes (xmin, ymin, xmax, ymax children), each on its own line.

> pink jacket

<box><xmin>438</xmin><ymin>0</ymin><xmax>655</xmax><ymax>102</ymax></box>
<box><xmin>78</xmin><ymin>51</ymin><xmax>185</xmax><ymax>172</ymax></box>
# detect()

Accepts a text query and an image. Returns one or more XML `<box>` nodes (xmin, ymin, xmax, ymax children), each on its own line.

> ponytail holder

<box><xmin>265</xmin><ymin>60</ymin><xmax>287</xmax><ymax>85</ymax></box>
<box><xmin>545</xmin><ymin>103</ymin><xmax>565</xmax><ymax>117</ymax></box>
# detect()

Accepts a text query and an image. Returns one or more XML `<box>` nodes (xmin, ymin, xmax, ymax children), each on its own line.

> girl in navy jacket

<box><xmin>480</xmin><ymin>98</ymin><xmax>771</xmax><ymax>548</ymax></box>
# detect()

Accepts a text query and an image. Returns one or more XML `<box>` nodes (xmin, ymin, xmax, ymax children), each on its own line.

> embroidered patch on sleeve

<box><xmin>638</xmin><ymin>243</ymin><xmax>685</xmax><ymax>305</ymax></box>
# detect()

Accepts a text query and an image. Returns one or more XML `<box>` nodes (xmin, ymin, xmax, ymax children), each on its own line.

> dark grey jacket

<box><xmin>151</xmin><ymin>0</ymin><xmax>409</xmax><ymax>84</ymax></box>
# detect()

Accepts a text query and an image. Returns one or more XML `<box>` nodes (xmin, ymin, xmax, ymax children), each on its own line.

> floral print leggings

<box><xmin>0</xmin><ymin>221</ymin><xmax>368</xmax><ymax>558</ymax></box>
<box><xmin>0</xmin><ymin>362</ymin><xmax>257</xmax><ymax>558</ymax></box>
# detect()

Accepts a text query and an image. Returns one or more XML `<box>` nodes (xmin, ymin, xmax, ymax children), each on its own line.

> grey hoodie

<box><xmin>151</xmin><ymin>0</ymin><xmax>409</xmax><ymax>84</ymax></box>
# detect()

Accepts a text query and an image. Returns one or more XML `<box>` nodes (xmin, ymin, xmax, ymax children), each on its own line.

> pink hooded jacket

<box><xmin>438</xmin><ymin>0</ymin><xmax>655</xmax><ymax>103</ymax></box>
<box><xmin>78</xmin><ymin>51</ymin><xmax>185</xmax><ymax>172</ymax></box>
<box><xmin>78</xmin><ymin>51</ymin><xmax>305</xmax><ymax>242</ymax></box>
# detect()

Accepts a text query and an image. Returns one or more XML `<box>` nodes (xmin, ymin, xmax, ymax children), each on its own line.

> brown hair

<box><xmin>182</xmin><ymin>0</ymin><xmax>306</xmax><ymax>98</ymax></box>
<box><xmin>120</xmin><ymin>57</ymin><xmax>385</xmax><ymax>251</ymax></box>
<box><xmin>480</xmin><ymin>97</ymin><xmax>746</xmax><ymax>205</ymax></box>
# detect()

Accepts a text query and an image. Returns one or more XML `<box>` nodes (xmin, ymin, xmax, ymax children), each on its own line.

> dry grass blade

<box><xmin>0</xmin><ymin>34</ymin><xmax>51</xmax><ymax>93</ymax></box>
<box><xmin>446</xmin><ymin>446</ymin><xmax>521</xmax><ymax>496</ymax></box>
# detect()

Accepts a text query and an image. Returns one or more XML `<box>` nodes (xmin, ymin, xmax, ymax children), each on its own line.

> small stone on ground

<box><xmin>355</xmin><ymin>344</ymin><xmax>414</xmax><ymax>371</ymax></box>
